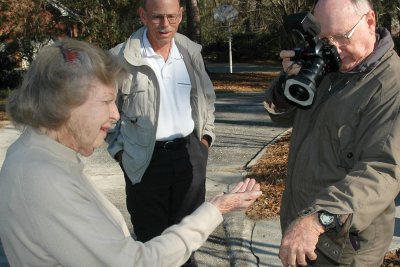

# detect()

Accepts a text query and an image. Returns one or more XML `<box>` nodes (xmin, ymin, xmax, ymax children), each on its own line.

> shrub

<box><xmin>0</xmin><ymin>51</ymin><xmax>22</xmax><ymax>91</ymax></box>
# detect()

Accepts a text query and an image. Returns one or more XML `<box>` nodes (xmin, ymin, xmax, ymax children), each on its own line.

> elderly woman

<box><xmin>0</xmin><ymin>38</ymin><xmax>262</xmax><ymax>266</ymax></box>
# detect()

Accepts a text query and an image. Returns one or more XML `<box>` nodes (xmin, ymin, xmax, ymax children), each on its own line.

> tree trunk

<box><xmin>185</xmin><ymin>0</ymin><xmax>201</xmax><ymax>44</ymax></box>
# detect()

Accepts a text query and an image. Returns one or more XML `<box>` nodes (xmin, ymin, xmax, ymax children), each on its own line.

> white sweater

<box><xmin>0</xmin><ymin>127</ymin><xmax>222</xmax><ymax>266</ymax></box>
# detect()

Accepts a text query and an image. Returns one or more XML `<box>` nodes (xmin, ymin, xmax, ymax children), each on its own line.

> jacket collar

<box><xmin>141</xmin><ymin>28</ymin><xmax>183</xmax><ymax>61</ymax></box>
<box><xmin>123</xmin><ymin>27</ymin><xmax>202</xmax><ymax>66</ymax></box>
<box><xmin>352</xmin><ymin>27</ymin><xmax>394</xmax><ymax>73</ymax></box>
<box><xmin>21</xmin><ymin>127</ymin><xmax>82</xmax><ymax>165</ymax></box>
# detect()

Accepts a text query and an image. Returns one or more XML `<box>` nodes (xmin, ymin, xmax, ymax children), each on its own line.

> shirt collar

<box><xmin>141</xmin><ymin>28</ymin><xmax>182</xmax><ymax>60</ymax></box>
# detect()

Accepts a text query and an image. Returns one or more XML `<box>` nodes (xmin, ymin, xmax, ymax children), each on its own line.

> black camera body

<box><xmin>283</xmin><ymin>12</ymin><xmax>341</xmax><ymax>107</ymax></box>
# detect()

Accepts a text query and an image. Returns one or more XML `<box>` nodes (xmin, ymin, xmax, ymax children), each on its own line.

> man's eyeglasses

<box><xmin>321</xmin><ymin>13</ymin><xmax>367</xmax><ymax>44</ymax></box>
<box><xmin>148</xmin><ymin>13</ymin><xmax>181</xmax><ymax>24</ymax></box>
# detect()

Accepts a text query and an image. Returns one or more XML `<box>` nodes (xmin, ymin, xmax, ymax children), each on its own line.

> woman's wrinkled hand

<box><xmin>209</xmin><ymin>178</ymin><xmax>262</xmax><ymax>215</ymax></box>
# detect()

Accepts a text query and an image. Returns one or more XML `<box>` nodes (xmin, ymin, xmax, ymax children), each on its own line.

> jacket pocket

<box><xmin>122</xmin><ymin>90</ymin><xmax>146</xmax><ymax>118</ymax></box>
<box><xmin>120</xmin><ymin>116</ymin><xmax>152</xmax><ymax>168</ymax></box>
<box><xmin>121</xmin><ymin>116</ymin><xmax>152</xmax><ymax>147</ymax></box>
<box><xmin>317</xmin><ymin>214</ymin><xmax>354</xmax><ymax>265</ymax></box>
<box><xmin>120</xmin><ymin>72</ymin><xmax>148</xmax><ymax>117</ymax></box>
<box><xmin>337</xmin><ymin>125</ymin><xmax>355</xmax><ymax>172</ymax></box>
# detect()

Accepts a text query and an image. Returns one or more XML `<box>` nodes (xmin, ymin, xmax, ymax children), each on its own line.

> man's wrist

<box><xmin>311</xmin><ymin>213</ymin><xmax>326</xmax><ymax>233</ymax></box>
<box><xmin>317</xmin><ymin>211</ymin><xmax>343</xmax><ymax>232</ymax></box>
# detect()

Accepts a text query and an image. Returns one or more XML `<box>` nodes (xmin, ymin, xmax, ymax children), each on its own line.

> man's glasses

<box><xmin>321</xmin><ymin>13</ymin><xmax>367</xmax><ymax>44</ymax></box>
<box><xmin>148</xmin><ymin>13</ymin><xmax>181</xmax><ymax>24</ymax></box>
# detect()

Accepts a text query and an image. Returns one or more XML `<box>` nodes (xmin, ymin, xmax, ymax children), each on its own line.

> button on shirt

<box><xmin>141</xmin><ymin>29</ymin><xmax>194</xmax><ymax>141</ymax></box>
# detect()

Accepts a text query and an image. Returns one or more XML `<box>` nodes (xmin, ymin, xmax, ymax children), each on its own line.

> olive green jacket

<box><xmin>265</xmin><ymin>28</ymin><xmax>400</xmax><ymax>265</ymax></box>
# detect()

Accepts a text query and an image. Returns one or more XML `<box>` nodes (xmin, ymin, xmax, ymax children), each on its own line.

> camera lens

<box><xmin>288</xmin><ymin>85</ymin><xmax>310</xmax><ymax>101</ymax></box>
<box><xmin>283</xmin><ymin>56</ymin><xmax>326</xmax><ymax>107</ymax></box>
<box><xmin>283</xmin><ymin>77</ymin><xmax>316</xmax><ymax>107</ymax></box>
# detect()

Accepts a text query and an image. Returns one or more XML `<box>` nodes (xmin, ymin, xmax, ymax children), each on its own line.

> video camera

<box><xmin>283</xmin><ymin>12</ymin><xmax>341</xmax><ymax>107</ymax></box>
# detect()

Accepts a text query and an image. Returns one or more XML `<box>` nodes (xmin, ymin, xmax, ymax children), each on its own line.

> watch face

<box><xmin>319</xmin><ymin>213</ymin><xmax>334</xmax><ymax>226</ymax></box>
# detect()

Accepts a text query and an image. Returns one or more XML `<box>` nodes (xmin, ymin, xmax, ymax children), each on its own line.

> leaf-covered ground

<box><xmin>0</xmin><ymin>112</ymin><xmax>7</xmax><ymax>121</ymax></box>
<box><xmin>209</xmin><ymin>72</ymin><xmax>277</xmax><ymax>93</ymax></box>
<box><xmin>245</xmin><ymin>131</ymin><xmax>290</xmax><ymax>220</ymax></box>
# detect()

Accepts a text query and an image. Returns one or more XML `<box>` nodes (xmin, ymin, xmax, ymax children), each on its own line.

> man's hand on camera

<box><xmin>279</xmin><ymin>214</ymin><xmax>324</xmax><ymax>267</ymax></box>
<box><xmin>209</xmin><ymin>178</ymin><xmax>262</xmax><ymax>215</ymax></box>
<box><xmin>280</xmin><ymin>50</ymin><xmax>302</xmax><ymax>76</ymax></box>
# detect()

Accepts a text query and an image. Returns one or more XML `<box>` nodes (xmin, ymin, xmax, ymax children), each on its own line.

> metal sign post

<box><xmin>228</xmin><ymin>21</ymin><xmax>232</xmax><ymax>73</ymax></box>
<box><xmin>213</xmin><ymin>4</ymin><xmax>238</xmax><ymax>73</ymax></box>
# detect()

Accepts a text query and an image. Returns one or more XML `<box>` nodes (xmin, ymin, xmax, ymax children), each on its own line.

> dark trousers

<box><xmin>123</xmin><ymin>134</ymin><xmax>208</xmax><ymax>242</ymax></box>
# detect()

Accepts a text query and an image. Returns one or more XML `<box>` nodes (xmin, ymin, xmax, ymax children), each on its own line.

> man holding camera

<box><xmin>265</xmin><ymin>0</ymin><xmax>400</xmax><ymax>266</ymax></box>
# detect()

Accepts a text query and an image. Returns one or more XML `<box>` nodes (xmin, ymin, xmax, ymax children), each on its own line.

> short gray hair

<box><xmin>7</xmin><ymin>38</ymin><xmax>126</xmax><ymax>130</ymax></box>
<box><xmin>143</xmin><ymin>0</ymin><xmax>181</xmax><ymax>10</ymax></box>
<box><xmin>313</xmin><ymin>0</ymin><xmax>373</xmax><ymax>13</ymax></box>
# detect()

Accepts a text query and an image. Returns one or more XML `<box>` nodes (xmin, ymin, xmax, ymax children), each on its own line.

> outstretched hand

<box><xmin>209</xmin><ymin>178</ymin><xmax>262</xmax><ymax>215</ymax></box>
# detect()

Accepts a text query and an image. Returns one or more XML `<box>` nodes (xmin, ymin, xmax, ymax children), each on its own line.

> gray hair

<box><xmin>313</xmin><ymin>0</ymin><xmax>373</xmax><ymax>13</ymax></box>
<box><xmin>7</xmin><ymin>38</ymin><xmax>126</xmax><ymax>130</ymax></box>
<box><xmin>352</xmin><ymin>0</ymin><xmax>373</xmax><ymax>15</ymax></box>
<box><xmin>143</xmin><ymin>0</ymin><xmax>181</xmax><ymax>10</ymax></box>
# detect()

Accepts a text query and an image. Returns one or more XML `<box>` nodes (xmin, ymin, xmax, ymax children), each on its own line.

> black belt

<box><xmin>155</xmin><ymin>134</ymin><xmax>192</xmax><ymax>150</ymax></box>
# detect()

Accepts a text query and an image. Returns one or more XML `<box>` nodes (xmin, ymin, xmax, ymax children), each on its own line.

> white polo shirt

<box><xmin>141</xmin><ymin>29</ymin><xmax>194</xmax><ymax>141</ymax></box>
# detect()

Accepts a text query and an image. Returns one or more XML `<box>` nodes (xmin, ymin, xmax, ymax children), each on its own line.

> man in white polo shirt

<box><xmin>107</xmin><ymin>0</ymin><xmax>215</xmax><ymax>265</ymax></box>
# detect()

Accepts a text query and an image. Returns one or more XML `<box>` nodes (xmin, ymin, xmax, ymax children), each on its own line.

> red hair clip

<box><xmin>58</xmin><ymin>45</ymin><xmax>77</xmax><ymax>62</ymax></box>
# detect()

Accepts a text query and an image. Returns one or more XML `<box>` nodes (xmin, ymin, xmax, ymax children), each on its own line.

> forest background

<box><xmin>1</xmin><ymin>0</ymin><xmax>400</xmax><ymax>93</ymax></box>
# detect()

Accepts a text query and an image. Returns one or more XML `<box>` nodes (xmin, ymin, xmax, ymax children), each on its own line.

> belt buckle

<box><xmin>163</xmin><ymin>140</ymin><xmax>174</xmax><ymax>150</ymax></box>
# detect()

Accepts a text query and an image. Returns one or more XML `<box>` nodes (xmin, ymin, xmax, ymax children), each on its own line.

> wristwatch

<box><xmin>318</xmin><ymin>211</ymin><xmax>337</xmax><ymax>231</ymax></box>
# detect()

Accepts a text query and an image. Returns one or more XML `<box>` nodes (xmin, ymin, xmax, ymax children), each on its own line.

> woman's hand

<box><xmin>210</xmin><ymin>178</ymin><xmax>262</xmax><ymax>215</ymax></box>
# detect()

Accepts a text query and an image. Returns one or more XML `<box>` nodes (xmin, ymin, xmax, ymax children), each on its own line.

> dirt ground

<box><xmin>1</xmin><ymin>72</ymin><xmax>399</xmax><ymax>265</ymax></box>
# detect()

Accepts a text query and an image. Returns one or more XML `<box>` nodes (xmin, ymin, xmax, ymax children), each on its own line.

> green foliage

<box><xmin>0</xmin><ymin>87</ymin><xmax>13</xmax><ymax>99</ymax></box>
<box><xmin>1</xmin><ymin>0</ymin><xmax>57</xmax><ymax>63</ymax></box>
<box><xmin>0</xmin><ymin>49</ymin><xmax>22</xmax><ymax>90</ymax></box>
<box><xmin>65</xmin><ymin>0</ymin><xmax>142</xmax><ymax>49</ymax></box>
<box><xmin>202</xmin><ymin>31</ymin><xmax>283</xmax><ymax>62</ymax></box>
<box><xmin>0</xmin><ymin>0</ymin><xmax>143</xmax><ymax>92</ymax></box>
<box><xmin>0</xmin><ymin>0</ymin><xmax>142</xmax><ymax>69</ymax></box>
<box><xmin>232</xmin><ymin>32</ymin><xmax>283</xmax><ymax>61</ymax></box>
<box><xmin>1</xmin><ymin>0</ymin><xmax>399</xmax><ymax>68</ymax></box>
<box><xmin>200</xmin><ymin>0</ymin><xmax>400</xmax><ymax>62</ymax></box>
